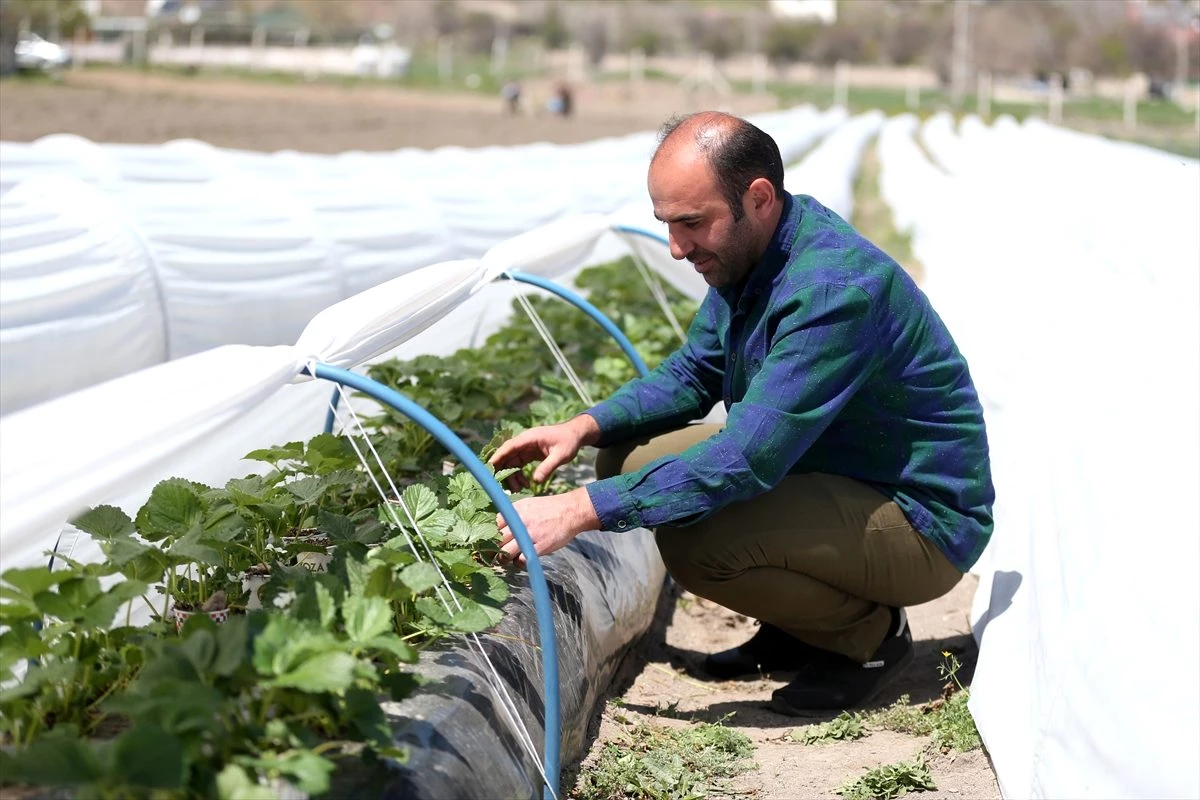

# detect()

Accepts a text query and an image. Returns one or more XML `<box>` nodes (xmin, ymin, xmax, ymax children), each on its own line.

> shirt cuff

<box><xmin>585</xmin><ymin>476</ymin><xmax>644</xmax><ymax>532</ymax></box>
<box><xmin>582</xmin><ymin>404</ymin><xmax>629</xmax><ymax>448</ymax></box>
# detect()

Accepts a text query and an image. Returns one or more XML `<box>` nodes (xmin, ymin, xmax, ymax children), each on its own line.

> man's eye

<box><xmin>684</xmin><ymin>220</ymin><xmax>700</xmax><ymax>229</ymax></box>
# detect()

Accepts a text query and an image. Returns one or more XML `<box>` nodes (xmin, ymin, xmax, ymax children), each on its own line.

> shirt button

<box><xmin>731</xmin><ymin>354</ymin><xmax>737</xmax><ymax>362</ymax></box>
<box><xmin>616</xmin><ymin>520</ymin><xmax>628</xmax><ymax>530</ymax></box>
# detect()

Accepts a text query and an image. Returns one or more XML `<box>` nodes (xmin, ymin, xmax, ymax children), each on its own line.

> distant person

<box><xmin>490</xmin><ymin>111</ymin><xmax>995</xmax><ymax>715</ymax></box>
<box><xmin>501</xmin><ymin>80</ymin><xmax>522</xmax><ymax>115</ymax></box>
<box><xmin>545</xmin><ymin>82</ymin><xmax>573</xmax><ymax>118</ymax></box>
<box><xmin>556</xmin><ymin>82</ymin><xmax>573</xmax><ymax>118</ymax></box>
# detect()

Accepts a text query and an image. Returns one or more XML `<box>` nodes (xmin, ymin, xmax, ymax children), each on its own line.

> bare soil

<box><xmin>576</xmin><ymin>578</ymin><xmax>1001</xmax><ymax>799</ymax></box>
<box><xmin>0</xmin><ymin>68</ymin><xmax>999</xmax><ymax>798</ymax></box>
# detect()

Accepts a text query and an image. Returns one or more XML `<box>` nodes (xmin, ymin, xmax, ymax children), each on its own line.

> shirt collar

<box><xmin>717</xmin><ymin>193</ymin><xmax>800</xmax><ymax>308</ymax></box>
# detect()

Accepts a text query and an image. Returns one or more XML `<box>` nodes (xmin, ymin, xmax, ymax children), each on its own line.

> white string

<box><xmin>327</xmin><ymin>386</ymin><xmax>559</xmax><ymax>799</ymax></box>
<box><xmin>510</xmin><ymin>284</ymin><xmax>594</xmax><ymax>408</ymax></box>
<box><xmin>621</xmin><ymin>234</ymin><xmax>688</xmax><ymax>343</ymax></box>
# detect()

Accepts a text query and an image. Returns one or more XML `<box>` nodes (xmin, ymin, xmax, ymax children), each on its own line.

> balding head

<box><xmin>647</xmin><ymin>111</ymin><xmax>787</xmax><ymax>288</ymax></box>
<box><xmin>652</xmin><ymin>112</ymin><xmax>785</xmax><ymax>221</ymax></box>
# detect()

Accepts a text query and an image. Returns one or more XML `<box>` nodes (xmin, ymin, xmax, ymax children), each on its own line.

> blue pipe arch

<box><xmin>323</xmin><ymin>270</ymin><xmax>650</xmax><ymax>435</ymax></box>
<box><xmin>309</xmin><ymin>363</ymin><xmax>562</xmax><ymax>800</ymax></box>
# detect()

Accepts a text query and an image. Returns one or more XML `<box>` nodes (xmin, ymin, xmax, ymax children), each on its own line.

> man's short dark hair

<box><xmin>657</xmin><ymin>113</ymin><xmax>786</xmax><ymax>221</ymax></box>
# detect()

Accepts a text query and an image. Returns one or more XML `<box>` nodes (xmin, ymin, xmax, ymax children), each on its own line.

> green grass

<box><xmin>866</xmin><ymin>691</ymin><xmax>982</xmax><ymax>754</ymax></box>
<box><xmin>790</xmin><ymin>711</ymin><xmax>868</xmax><ymax>745</ymax></box>
<box><xmin>837</xmin><ymin>755</ymin><xmax>938</xmax><ymax>800</ymax></box>
<box><xmin>573</xmin><ymin>716</ymin><xmax>756</xmax><ymax>800</ymax></box>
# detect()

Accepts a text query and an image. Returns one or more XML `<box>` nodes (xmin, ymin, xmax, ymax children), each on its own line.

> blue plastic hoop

<box><xmin>310</xmin><ymin>363</ymin><xmax>561</xmax><ymax>800</ymax></box>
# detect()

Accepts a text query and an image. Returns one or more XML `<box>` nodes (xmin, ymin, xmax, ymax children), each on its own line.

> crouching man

<box><xmin>489</xmin><ymin>111</ymin><xmax>994</xmax><ymax>715</ymax></box>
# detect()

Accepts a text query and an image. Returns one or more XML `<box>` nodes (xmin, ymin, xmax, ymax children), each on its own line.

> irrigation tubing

<box><xmin>308</xmin><ymin>362</ymin><xmax>562</xmax><ymax>800</ymax></box>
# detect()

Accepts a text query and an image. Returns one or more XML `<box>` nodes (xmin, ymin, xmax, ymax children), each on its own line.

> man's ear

<box><xmin>745</xmin><ymin>177</ymin><xmax>776</xmax><ymax>218</ymax></box>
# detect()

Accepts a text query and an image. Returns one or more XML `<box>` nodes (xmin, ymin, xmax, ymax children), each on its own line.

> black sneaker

<box><xmin>703</xmin><ymin>622</ymin><xmax>831</xmax><ymax>680</ymax></box>
<box><xmin>769</xmin><ymin>607</ymin><xmax>914</xmax><ymax>715</ymax></box>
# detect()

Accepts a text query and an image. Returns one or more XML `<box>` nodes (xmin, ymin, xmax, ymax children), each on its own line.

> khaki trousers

<box><xmin>595</xmin><ymin>424</ymin><xmax>962</xmax><ymax>662</ymax></box>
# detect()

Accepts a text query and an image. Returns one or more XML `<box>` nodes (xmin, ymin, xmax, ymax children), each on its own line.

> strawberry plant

<box><xmin>0</xmin><ymin>257</ymin><xmax>699</xmax><ymax>797</ymax></box>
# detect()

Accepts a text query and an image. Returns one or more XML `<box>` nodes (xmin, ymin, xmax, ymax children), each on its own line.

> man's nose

<box><xmin>668</xmin><ymin>230</ymin><xmax>688</xmax><ymax>261</ymax></box>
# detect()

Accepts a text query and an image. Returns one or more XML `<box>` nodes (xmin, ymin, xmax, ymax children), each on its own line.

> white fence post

<box><xmin>568</xmin><ymin>42</ymin><xmax>586</xmax><ymax>83</ymax></box>
<box><xmin>437</xmin><ymin>35</ymin><xmax>453</xmax><ymax>82</ymax></box>
<box><xmin>1048</xmin><ymin>72</ymin><xmax>1063</xmax><ymax>124</ymax></box>
<box><xmin>73</xmin><ymin>25</ymin><xmax>86</xmax><ymax>68</ymax></box>
<box><xmin>630</xmin><ymin>47</ymin><xmax>645</xmax><ymax>87</ymax></box>
<box><xmin>977</xmin><ymin>70</ymin><xmax>991</xmax><ymax>118</ymax></box>
<box><xmin>752</xmin><ymin>52</ymin><xmax>767</xmax><ymax>95</ymax></box>
<box><xmin>906</xmin><ymin>66</ymin><xmax>920</xmax><ymax>110</ymax></box>
<box><xmin>834</xmin><ymin>60</ymin><xmax>849</xmax><ymax>108</ymax></box>
<box><xmin>191</xmin><ymin>26</ymin><xmax>205</xmax><ymax>48</ymax></box>
<box><xmin>490</xmin><ymin>33</ymin><xmax>508</xmax><ymax>76</ymax></box>
<box><xmin>1124</xmin><ymin>77</ymin><xmax>1138</xmax><ymax>132</ymax></box>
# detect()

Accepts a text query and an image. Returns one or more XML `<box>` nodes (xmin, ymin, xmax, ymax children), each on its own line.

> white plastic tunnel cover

<box><xmin>0</xmin><ymin>175</ymin><xmax>168</xmax><ymax>416</ymax></box>
<box><xmin>0</xmin><ymin>257</ymin><xmax>494</xmax><ymax>567</ymax></box>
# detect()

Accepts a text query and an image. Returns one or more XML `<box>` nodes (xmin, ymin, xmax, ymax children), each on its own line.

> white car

<box><xmin>15</xmin><ymin>32</ymin><xmax>72</xmax><ymax>72</ymax></box>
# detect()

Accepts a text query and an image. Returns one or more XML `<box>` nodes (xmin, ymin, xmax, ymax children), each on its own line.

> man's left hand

<box><xmin>496</xmin><ymin>488</ymin><xmax>601</xmax><ymax>566</ymax></box>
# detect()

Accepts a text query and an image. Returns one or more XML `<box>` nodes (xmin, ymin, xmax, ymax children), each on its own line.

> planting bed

<box><xmin>0</xmin><ymin>260</ymin><xmax>695</xmax><ymax>798</ymax></box>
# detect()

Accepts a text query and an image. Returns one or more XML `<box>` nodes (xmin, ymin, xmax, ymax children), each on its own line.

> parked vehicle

<box><xmin>14</xmin><ymin>32</ymin><xmax>71</xmax><ymax>72</ymax></box>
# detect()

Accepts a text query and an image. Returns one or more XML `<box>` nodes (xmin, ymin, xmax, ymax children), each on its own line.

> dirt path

<box><xmin>573</xmin><ymin>578</ymin><xmax>1000</xmax><ymax>799</ymax></box>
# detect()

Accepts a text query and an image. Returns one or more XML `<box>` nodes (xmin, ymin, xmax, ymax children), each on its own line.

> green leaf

<box><xmin>225</xmin><ymin>475</ymin><xmax>271</xmax><ymax>504</ymax></box>
<box><xmin>345</xmin><ymin>687</ymin><xmax>393</xmax><ymax>745</ymax></box>
<box><xmin>166</xmin><ymin>529</ymin><xmax>223</xmax><ymax>566</ymax></box>
<box><xmin>399</xmin><ymin>484</ymin><xmax>439</xmax><ymax>522</ymax></box>
<box><xmin>180</xmin><ymin>627</ymin><xmax>216</xmax><ymax>674</ymax></box>
<box><xmin>136</xmin><ymin>479</ymin><xmax>206</xmax><ymax>541</ymax></box>
<box><xmin>362</xmin><ymin>634</ymin><xmax>416</xmax><ymax>663</ymax></box>
<box><xmin>217</xmin><ymin>763</ymin><xmax>278</xmax><ymax>800</ymax></box>
<box><xmin>70</xmin><ymin>505</ymin><xmax>135</xmax><ymax>540</ymax></box>
<box><xmin>283</xmin><ymin>475</ymin><xmax>334</xmax><ymax>505</ymax></box>
<box><xmin>260</xmin><ymin>750</ymin><xmax>335</xmax><ymax>795</ymax></box>
<box><xmin>314</xmin><ymin>581</ymin><xmax>337</xmax><ymax>630</ymax></box>
<box><xmin>342</xmin><ymin>595</ymin><xmax>392</xmax><ymax>643</ymax></box>
<box><xmin>467</xmin><ymin>569</ymin><xmax>509</xmax><ymax>606</ymax></box>
<box><xmin>448</xmin><ymin>472</ymin><xmax>489</xmax><ymax>511</ymax></box>
<box><xmin>382</xmin><ymin>671</ymin><xmax>422</xmax><ymax>702</ymax></box>
<box><xmin>6</xmin><ymin>726</ymin><xmax>106</xmax><ymax>785</ymax></box>
<box><xmin>413</xmin><ymin>597</ymin><xmax>452</xmax><ymax>627</ymax></box>
<box><xmin>448</xmin><ymin>598</ymin><xmax>501</xmax><ymax>633</ymax></box>
<box><xmin>2</xmin><ymin>566</ymin><xmax>73</xmax><ymax>598</ymax></box>
<box><xmin>86</xmin><ymin>579</ymin><xmax>148</xmax><ymax>629</ymax></box>
<box><xmin>316</xmin><ymin>509</ymin><xmax>356</xmax><ymax>543</ymax></box>
<box><xmin>304</xmin><ymin>434</ymin><xmax>358</xmax><ymax>474</ymax></box>
<box><xmin>399</xmin><ymin>562</ymin><xmax>441</xmax><ymax>595</ymax></box>
<box><xmin>268</xmin><ymin>651</ymin><xmax>358</xmax><ymax>693</ymax></box>
<box><xmin>446</xmin><ymin>517</ymin><xmax>495</xmax><ymax>546</ymax></box>
<box><xmin>0</xmin><ymin>660</ymin><xmax>75</xmax><ymax>703</ymax></box>
<box><xmin>213</xmin><ymin>614</ymin><xmax>249</xmax><ymax>676</ymax></box>
<box><xmin>242</xmin><ymin>441</ymin><xmax>304</xmax><ymax>465</ymax></box>
<box><xmin>100</xmin><ymin>536</ymin><xmax>152</xmax><ymax>568</ymax></box>
<box><xmin>111</xmin><ymin>724</ymin><xmax>187</xmax><ymax>789</ymax></box>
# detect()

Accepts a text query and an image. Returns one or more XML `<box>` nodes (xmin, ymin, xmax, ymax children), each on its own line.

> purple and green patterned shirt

<box><xmin>584</xmin><ymin>193</ymin><xmax>994</xmax><ymax>572</ymax></box>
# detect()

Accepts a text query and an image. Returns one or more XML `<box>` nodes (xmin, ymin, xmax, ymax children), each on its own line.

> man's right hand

<box><xmin>488</xmin><ymin>414</ymin><xmax>602</xmax><ymax>491</ymax></box>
